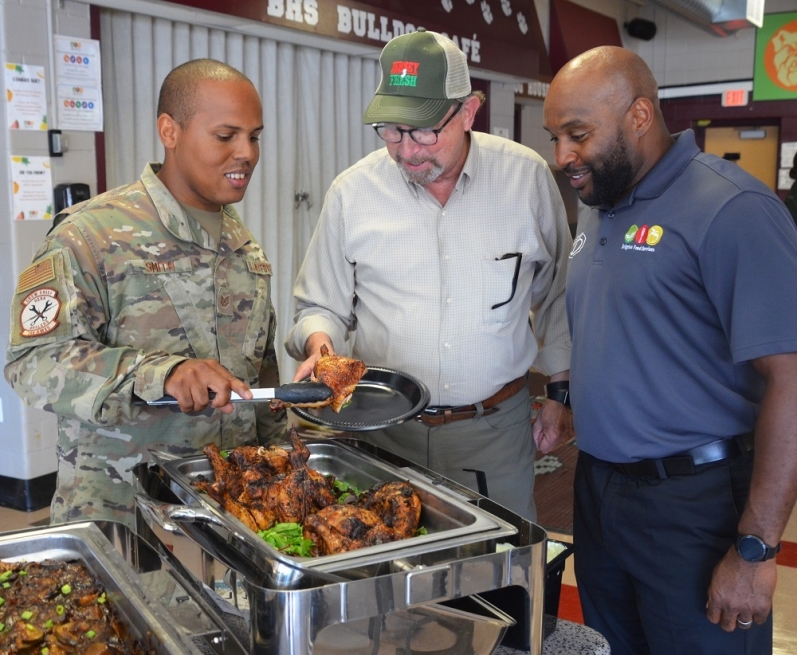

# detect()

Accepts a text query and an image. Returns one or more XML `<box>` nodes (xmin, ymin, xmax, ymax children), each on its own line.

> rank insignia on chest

<box><xmin>217</xmin><ymin>287</ymin><xmax>233</xmax><ymax>315</ymax></box>
<box><xmin>19</xmin><ymin>287</ymin><xmax>61</xmax><ymax>337</ymax></box>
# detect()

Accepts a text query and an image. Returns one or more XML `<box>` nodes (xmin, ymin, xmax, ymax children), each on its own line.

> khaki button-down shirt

<box><xmin>287</xmin><ymin>132</ymin><xmax>572</xmax><ymax>406</ymax></box>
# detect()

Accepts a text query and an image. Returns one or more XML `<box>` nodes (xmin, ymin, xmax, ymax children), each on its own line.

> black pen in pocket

<box><xmin>492</xmin><ymin>252</ymin><xmax>522</xmax><ymax>309</ymax></box>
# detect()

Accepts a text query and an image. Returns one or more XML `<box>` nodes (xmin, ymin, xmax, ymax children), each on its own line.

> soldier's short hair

<box><xmin>157</xmin><ymin>59</ymin><xmax>252</xmax><ymax>128</ymax></box>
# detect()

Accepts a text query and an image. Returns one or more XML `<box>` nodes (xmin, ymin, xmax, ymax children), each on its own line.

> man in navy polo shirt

<box><xmin>543</xmin><ymin>45</ymin><xmax>797</xmax><ymax>654</ymax></box>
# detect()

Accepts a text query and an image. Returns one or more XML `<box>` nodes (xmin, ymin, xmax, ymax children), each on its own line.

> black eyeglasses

<box><xmin>372</xmin><ymin>102</ymin><xmax>463</xmax><ymax>146</ymax></box>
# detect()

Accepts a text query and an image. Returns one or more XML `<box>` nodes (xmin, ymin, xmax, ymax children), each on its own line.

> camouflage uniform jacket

<box><xmin>4</xmin><ymin>163</ymin><xmax>282</xmax><ymax>529</ymax></box>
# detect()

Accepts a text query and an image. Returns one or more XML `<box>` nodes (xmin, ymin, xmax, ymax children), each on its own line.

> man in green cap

<box><xmin>286</xmin><ymin>29</ymin><xmax>572</xmax><ymax>520</ymax></box>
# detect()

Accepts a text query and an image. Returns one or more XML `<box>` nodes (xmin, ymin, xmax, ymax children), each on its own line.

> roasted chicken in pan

<box><xmin>269</xmin><ymin>345</ymin><xmax>367</xmax><ymax>414</ymax></box>
<box><xmin>359</xmin><ymin>480</ymin><xmax>422</xmax><ymax>539</ymax></box>
<box><xmin>193</xmin><ymin>428</ymin><xmax>423</xmax><ymax>556</ymax></box>
<box><xmin>194</xmin><ymin>431</ymin><xmax>337</xmax><ymax>532</ymax></box>
<box><xmin>303</xmin><ymin>505</ymin><xmax>400</xmax><ymax>555</ymax></box>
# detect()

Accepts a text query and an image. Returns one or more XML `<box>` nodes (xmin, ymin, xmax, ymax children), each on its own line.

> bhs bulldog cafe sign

<box><xmin>166</xmin><ymin>0</ymin><xmax>550</xmax><ymax>79</ymax></box>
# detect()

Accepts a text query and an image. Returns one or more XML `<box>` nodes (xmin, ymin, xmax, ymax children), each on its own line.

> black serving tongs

<box><xmin>143</xmin><ymin>381</ymin><xmax>332</xmax><ymax>406</ymax></box>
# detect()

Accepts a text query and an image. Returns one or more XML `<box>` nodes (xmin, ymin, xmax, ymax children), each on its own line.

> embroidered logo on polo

<box><xmin>19</xmin><ymin>287</ymin><xmax>61</xmax><ymax>337</ymax></box>
<box><xmin>389</xmin><ymin>61</ymin><xmax>420</xmax><ymax>87</ymax></box>
<box><xmin>570</xmin><ymin>232</ymin><xmax>586</xmax><ymax>258</ymax></box>
<box><xmin>621</xmin><ymin>224</ymin><xmax>664</xmax><ymax>252</ymax></box>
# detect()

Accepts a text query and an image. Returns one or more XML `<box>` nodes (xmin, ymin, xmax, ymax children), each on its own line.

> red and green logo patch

<box><xmin>389</xmin><ymin>61</ymin><xmax>420</xmax><ymax>87</ymax></box>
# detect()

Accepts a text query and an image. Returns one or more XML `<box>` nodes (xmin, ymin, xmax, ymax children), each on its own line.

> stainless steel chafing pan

<box><xmin>309</xmin><ymin>593</ymin><xmax>515</xmax><ymax>654</ymax></box>
<box><xmin>152</xmin><ymin>437</ymin><xmax>518</xmax><ymax>578</ymax></box>
<box><xmin>0</xmin><ymin>522</ymin><xmax>200</xmax><ymax>654</ymax></box>
<box><xmin>135</xmin><ymin>440</ymin><xmax>548</xmax><ymax>655</ymax></box>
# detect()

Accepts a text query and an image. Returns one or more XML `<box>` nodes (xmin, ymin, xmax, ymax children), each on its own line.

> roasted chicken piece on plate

<box><xmin>270</xmin><ymin>345</ymin><xmax>367</xmax><ymax>414</ymax></box>
<box><xmin>312</xmin><ymin>344</ymin><xmax>368</xmax><ymax>412</ymax></box>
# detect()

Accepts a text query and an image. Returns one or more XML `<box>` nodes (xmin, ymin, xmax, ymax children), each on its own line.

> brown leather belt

<box><xmin>416</xmin><ymin>375</ymin><xmax>528</xmax><ymax>426</ymax></box>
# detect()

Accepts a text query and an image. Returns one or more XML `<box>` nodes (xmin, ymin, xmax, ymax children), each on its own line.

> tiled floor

<box><xmin>1</xmin><ymin>504</ymin><xmax>795</xmax><ymax>652</ymax></box>
<box><xmin>547</xmin><ymin>498</ymin><xmax>797</xmax><ymax>654</ymax></box>
<box><xmin>0</xmin><ymin>504</ymin><xmax>50</xmax><ymax>532</ymax></box>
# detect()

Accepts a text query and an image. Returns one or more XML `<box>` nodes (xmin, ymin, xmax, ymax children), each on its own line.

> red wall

<box><xmin>549</xmin><ymin>0</ymin><xmax>623</xmax><ymax>76</ymax></box>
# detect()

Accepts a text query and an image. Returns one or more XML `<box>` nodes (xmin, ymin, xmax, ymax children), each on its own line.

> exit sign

<box><xmin>722</xmin><ymin>89</ymin><xmax>749</xmax><ymax>107</ymax></box>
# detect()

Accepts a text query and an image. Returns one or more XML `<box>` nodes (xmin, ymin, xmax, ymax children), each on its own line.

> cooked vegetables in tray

<box><xmin>193</xmin><ymin>428</ymin><xmax>422</xmax><ymax>556</ymax></box>
<box><xmin>0</xmin><ymin>559</ymin><xmax>153</xmax><ymax>654</ymax></box>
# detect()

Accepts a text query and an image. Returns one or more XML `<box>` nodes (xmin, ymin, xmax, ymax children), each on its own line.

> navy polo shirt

<box><xmin>567</xmin><ymin>130</ymin><xmax>797</xmax><ymax>462</ymax></box>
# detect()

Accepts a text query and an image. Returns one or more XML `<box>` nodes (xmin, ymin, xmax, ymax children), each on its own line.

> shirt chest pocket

<box><xmin>225</xmin><ymin>257</ymin><xmax>273</xmax><ymax>367</ymax></box>
<box><xmin>116</xmin><ymin>259</ymin><xmax>193</xmax><ymax>316</ymax></box>
<box><xmin>242</xmin><ymin>273</ymin><xmax>273</xmax><ymax>363</ymax></box>
<box><xmin>481</xmin><ymin>253</ymin><xmax>530</xmax><ymax>324</ymax></box>
<box><xmin>117</xmin><ymin>258</ymin><xmax>199</xmax><ymax>350</ymax></box>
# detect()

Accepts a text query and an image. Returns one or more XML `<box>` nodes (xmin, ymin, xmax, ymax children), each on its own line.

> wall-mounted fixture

<box><xmin>48</xmin><ymin>129</ymin><xmax>65</xmax><ymax>157</ymax></box>
<box><xmin>624</xmin><ymin>18</ymin><xmax>657</xmax><ymax>41</ymax></box>
<box><xmin>53</xmin><ymin>183</ymin><xmax>90</xmax><ymax>215</ymax></box>
<box><xmin>645</xmin><ymin>0</ymin><xmax>763</xmax><ymax>37</ymax></box>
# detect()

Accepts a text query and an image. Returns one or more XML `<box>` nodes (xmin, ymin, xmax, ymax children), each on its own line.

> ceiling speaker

<box><xmin>625</xmin><ymin>18</ymin><xmax>657</xmax><ymax>41</ymax></box>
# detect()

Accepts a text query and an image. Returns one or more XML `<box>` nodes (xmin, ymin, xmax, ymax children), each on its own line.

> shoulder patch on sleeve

<box><xmin>16</xmin><ymin>256</ymin><xmax>56</xmax><ymax>294</ymax></box>
<box><xmin>19</xmin><ymin>288</ymin><xmax>61</xmax><ymax>337</ymax></box>
<box><xmin>10</xmin><ymin>250</ymin><xmax>74</xmax><ymax>348</ymax></box>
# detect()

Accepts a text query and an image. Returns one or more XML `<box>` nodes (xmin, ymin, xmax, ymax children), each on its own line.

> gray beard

<box><xmin>397</xmin><ymin>158</ymin><xmax>444</xmax><ymax>186</ymax></box>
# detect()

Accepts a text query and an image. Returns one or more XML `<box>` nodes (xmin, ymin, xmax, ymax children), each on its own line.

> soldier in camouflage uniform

<box><xmin>4</xmin><ymin>59</ymin><xmax>283</xmax><ymax>530</ymax></box>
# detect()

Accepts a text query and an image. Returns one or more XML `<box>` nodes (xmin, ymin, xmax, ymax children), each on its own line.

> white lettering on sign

<box><xmin>286</xmin><ymin>0</ymin><xmax>303</xmax><ymax>21</ymax></box>
<box><xmin>367</xmin><ymin>11</ymin><xmax>379</xmax><ymax>39</ymax></box>
<box><xmin>336</xmin><ymin>4</ymin><xmax>478</xmax><ymax>60</ymax></box>
<box><xmin>445</xmin><ymin>32</ymin><xmax>481</xmax><ymax>63</ymax></box>
<box><xmin>305</xmin><ymin>0</ymin><xmax>318</xmax><ymax>25</ymax></box>
<box><xmin>268</xmin><ymin>0</ymin><xmax>318</xmax><ymax>25</ymax></box>
<box><xmin>353</xmin><ymin>9</ymin><xmax>366</xmax><ymax>37</ymax></box>
<box><xmin>337</xmin><ymin>5</ymin><xmax>350</xmax><ymax>32</ymax></box>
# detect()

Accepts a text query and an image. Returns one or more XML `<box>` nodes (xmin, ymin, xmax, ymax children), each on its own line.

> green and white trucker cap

<box><xmin>363</xmin><ymin>28</ymin><xmax>471</xmax><ymax>128</ymax></box>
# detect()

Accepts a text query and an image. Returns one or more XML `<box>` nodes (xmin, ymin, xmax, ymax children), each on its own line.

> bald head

<box><xmin>157</xmin><ymin>59</ymin><xmax>253</xmax><ymax>128</ymax></box>
<box><xmin>553</xmin><ymin>46</ymin><xmax>660</xmax><ymax>117</ymax></box>
<box><xmin>543</xmin><ymin>46</ymin><xmax>674</xmax><ymax>207</ymax></box>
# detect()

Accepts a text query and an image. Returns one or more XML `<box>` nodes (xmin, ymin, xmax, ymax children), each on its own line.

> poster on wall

<box><xmin>11</xmin><ymin>156</ymin><xmax>53</xmax><ymax>221</ymax></box>
<box><xmin>54</xmin><ymin>35</ymin><xmax>103</xmax><ymax>131</ymax></box>
<box><xmin>4</xmin><ymin>63</ymin><xmax>47</xmax><ymax>130</ymax></box>
<box><xmin>778</xmin><ymin>168</ymin><xmax>793</xmax><ymax>191</ymax></box>
<box><xmin>56</xmin><ymin>85</ymin><xmax>102</xmax><ymax>131</ymax></box>
<box><xmin>780</xmin><ymin>141</ymin><xmax>797</xmax><ymax>168</ymax></box>
<box><xmin>753</xmin><ymin>12</ymin><xmax>797</xmax><ymax>101</ymax></box>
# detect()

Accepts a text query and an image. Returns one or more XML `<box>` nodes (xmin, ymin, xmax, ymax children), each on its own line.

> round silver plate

<box><xmin>291</xmin><ymin>367</ymin><xmax>430</xmax><ymax>431</ymax></box>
